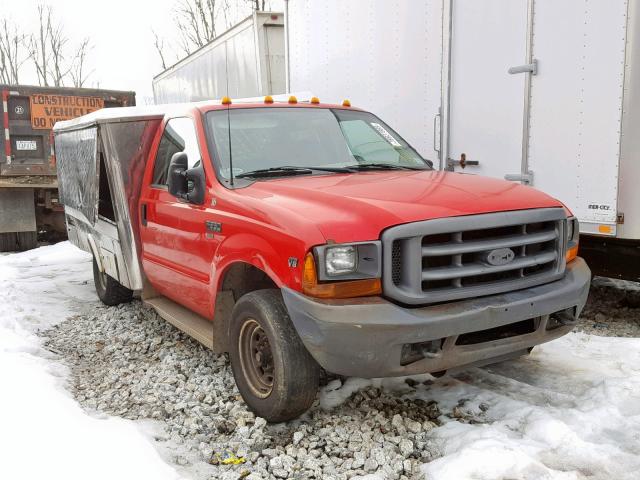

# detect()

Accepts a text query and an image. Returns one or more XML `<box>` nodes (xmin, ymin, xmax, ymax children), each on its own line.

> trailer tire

<box><xmin>92</xmin><ymin>257</ymin><xmax>133</xmax><ymax>306</ymax></box>
<box><xmin>229</xmin><ymin>289</ymin><xmax>319</xmax><ymax>422</ymax></box>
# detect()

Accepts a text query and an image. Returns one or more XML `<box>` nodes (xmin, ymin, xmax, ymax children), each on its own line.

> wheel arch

<box><xmin>211</xmin><ymin>260</ymin><xmax>280</xmax><ymax>352</ymax></box>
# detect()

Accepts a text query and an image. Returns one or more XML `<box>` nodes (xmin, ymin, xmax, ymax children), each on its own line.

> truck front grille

<box><xmin>383</xmin><ymin>208</ymin><xmax>568</xmax><ymax>305</ymax></box>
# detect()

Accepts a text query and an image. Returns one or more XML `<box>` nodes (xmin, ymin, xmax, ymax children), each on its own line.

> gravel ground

<box><xmin>43</xmin><ymin>302</ymin><xmax>447</xmax><ymax>480</ymax></box>
<box><xmin>42</xmin><ymin>277</ymin><xmax>640</xmax><ymax>479</ymax></box>
<box><xmin>575</xmin><ymin>277</ymin><xmax>640</xmax><ymax>337</ymax></box>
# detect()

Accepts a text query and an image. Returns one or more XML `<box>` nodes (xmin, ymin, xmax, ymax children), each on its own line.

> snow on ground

<box><xmin>0</xmin><ymin>242</ymin><xmax>181</xmax><ymax>480</ymax></box>
<box><xmin>417</xmin><ymin>334</ymin><xmax>640</xmax><ymax>479</ymax></box>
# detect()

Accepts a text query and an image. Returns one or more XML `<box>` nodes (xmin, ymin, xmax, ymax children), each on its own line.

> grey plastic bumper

<box><xmin>282</xmin><ymin>258</ymin><xmax>591</xmax><ymax>378</ymax></box>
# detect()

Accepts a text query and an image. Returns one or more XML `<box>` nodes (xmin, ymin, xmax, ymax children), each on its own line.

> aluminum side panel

<box><xmin>287</xmin><ymin>0</ymin><xmax>443</xmax><ymax>163</ymax></box>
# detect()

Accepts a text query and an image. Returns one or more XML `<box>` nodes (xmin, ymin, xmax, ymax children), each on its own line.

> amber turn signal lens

<box><xmin>302</xmin><ymin>253</ymin><xmax>382</xmax><ymax>299</ymax></box>
<box><xmin>566</xmin><ymin>244</ymin><xmax>579</xmax><ymax>263</ymax></box>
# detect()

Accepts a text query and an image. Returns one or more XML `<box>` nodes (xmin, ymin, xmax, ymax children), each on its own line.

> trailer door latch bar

<box><xmin>508</xmin><ymin>59</ymin><xmax>538</xmax><ymax>75</ymax></box>
<box><xmin>447</xmin><ymin>153</ymin><xmax>479</xmax><ymax>170</ymax></box>
<box><xmin>505</xmin><ymin>171</ymin><xmax>534</xmax><ymax>185</ymax></box>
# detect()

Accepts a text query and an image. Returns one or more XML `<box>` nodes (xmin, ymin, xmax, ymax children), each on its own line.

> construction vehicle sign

<box><xmin>29</xmin><ymin>94</ymin><xmax>104</xmax><ymax>129</ymax></box>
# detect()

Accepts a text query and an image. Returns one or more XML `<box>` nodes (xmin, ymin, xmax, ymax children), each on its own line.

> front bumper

<box><xmin>282</xmin><ymin>258</ymin><xmax>591</xmax><ymax>377</ymax></box>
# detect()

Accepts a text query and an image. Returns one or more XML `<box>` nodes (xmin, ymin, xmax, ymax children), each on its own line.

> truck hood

<box><xmin>240</xmin><ymin>170</ymin><xmax>564</xmax><ymax>243</ymax></box>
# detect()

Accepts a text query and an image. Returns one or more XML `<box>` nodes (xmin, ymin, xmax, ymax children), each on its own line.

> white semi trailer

<box><xmin>153</xmin><ymin>11</ymin><xmax>286</xmax><ymax>103</ymax></box>
<box><xmin>286</xmin><ymin>0</ymin><xmax>640</xmax><ymax>281</ymax></box>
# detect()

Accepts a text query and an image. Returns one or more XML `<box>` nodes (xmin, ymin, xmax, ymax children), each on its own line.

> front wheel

<box><xmin>229</xmin><ymin>289</ymin><xmax>319</xmax><ymax>422</ymax></box>
<box><xmin>93</xmin><ymin>257</ymin><xmax>133</xmax><ymax>306</ymax></box>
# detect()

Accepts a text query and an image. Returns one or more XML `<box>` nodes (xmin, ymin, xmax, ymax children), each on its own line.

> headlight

<box><xmin>313</xmin><ymin>241</ymin><xmax>382</xmax><ymax>281</ymax></box>
<box><xmin>325</xmin><ymin>245</ymin><xmax>357</xmax><ymax>275</ymax></box>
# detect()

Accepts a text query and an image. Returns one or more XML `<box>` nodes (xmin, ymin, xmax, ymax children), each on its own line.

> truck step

<box><xmin>144</xmin><ymin>296</ymin><xmax>213</xmax><ymax>349</ymax></box>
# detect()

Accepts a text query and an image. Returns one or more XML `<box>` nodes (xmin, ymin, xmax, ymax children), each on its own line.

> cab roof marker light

<box><xmin>221</xmin><ymin>96</ymin><xmax>232</xmax><ymax>105</ymax></box>
<box><xmin>288</xmin><ymin>95</ymin><xmax>298</xmax><ymax>104</ymax></box>
<box><xmin>342</xmin><ymin>99</ymin><xmax>351</xmax><ymax>107</ymax></box>
<box><xmin>310</xmin><ymin>96</ymin><xmax>320</xmax><ymax>104</ymax></box>
<box><xmin>264</xmin><ymin>95</ymin><xmax>274</xmax><ymax>104</ymax></box>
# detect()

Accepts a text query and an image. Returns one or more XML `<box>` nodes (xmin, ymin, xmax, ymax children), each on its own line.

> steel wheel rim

<box><xmin>238</xmin><ymin>318</ymin><xmax>274</xmax><ymax>398</ymax></box>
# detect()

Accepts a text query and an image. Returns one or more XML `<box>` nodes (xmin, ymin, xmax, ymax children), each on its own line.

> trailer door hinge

<box><xmin>504</xmin><ymin>171</ymin><xmax>534</xmax><ymax>185</ymax></box>
<box><xmin>508</xmin><ymin>59</ymin><xmax>538</xmax><ymax>75</ymax></box>
<box><xmin>617</xmin><ymin>213</ymin><xmax>624</xmax><ymax>224</ymax></box>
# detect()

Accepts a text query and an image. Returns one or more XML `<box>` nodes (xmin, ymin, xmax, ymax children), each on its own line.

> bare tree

<box><xmin>0</xmin><ymin>18</ymin><xmax>27</xmax><ymax>84</ymax></box>
<box><xmin>48</xmin><ymin>19</ymin><xmax>72</xmax><ymax>86</ymax></box>
<box><xmin>153</xmin><ymin>30</ymin><xmax>168</xmax><ymax>70</ymax></box>
<box><xmin>69</xmin><ymin>39</ymin><xmax>93</xmax><ymax>88</ymax></box>
<box><xmin>249</xmin><ymin>0</ymin><xmax>266</xmax><ymax>11</ymax></box>
<box><xmin>175</xmin><ymin>0</ymin><xmax>219</xmax><ymax>55</ymax></box>
<box><xmin>28</xmin><ymin>5</ymin><xmax>52</xmax><ymax>86</ymax></box>
<box><xmin>27</xmin><ymin>5</ymin><xmax>92</xmax><ymax>87</ymax></box>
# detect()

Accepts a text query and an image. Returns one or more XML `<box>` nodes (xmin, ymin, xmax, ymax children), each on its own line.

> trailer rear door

<box><xmin>3</xmin><ymin>92</ymin><xmax>52</xmax><ymax>175</ymax></box>
<box><xmin>446</xmin><ymin>0</ymin><xmax>529</xmax><ymax>181</ymax></box>
<box><xmin>526</xmin><ymin>0</ymin><xmax>628</xmax><ymax>235</ymax></box>
<box><xmin>446</xmin><ymin>0</ymin><xmax>628</xmax><ymax>236</ymax></box>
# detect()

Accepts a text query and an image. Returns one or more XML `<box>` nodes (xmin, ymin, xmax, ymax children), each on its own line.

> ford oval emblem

<box><xmin>486</xmin><ymin>248</ymin><xmax>515</xmax><ymax>266</ymax></box>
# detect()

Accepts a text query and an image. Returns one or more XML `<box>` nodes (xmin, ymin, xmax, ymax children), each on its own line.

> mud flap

<box><xmin>0</xmin><ymin>188</ymin><xmax>37</xmax><ymax>251</ymax></box>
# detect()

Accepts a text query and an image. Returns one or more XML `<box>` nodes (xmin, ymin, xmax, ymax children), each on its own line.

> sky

<box><xmin>2</xmin><ymin>0</ymin><xmax>283</xmax><ymax>104</ymax></box>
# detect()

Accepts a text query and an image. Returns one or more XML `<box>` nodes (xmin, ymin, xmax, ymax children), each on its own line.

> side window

<box><xmin>152</xmin><ymin>117</ymin><xmax>201</xmax><ymax>186</ymax></box>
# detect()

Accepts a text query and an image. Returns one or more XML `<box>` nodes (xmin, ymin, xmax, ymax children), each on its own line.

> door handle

<box><xmin>141</xmin><ymin>203</ymin><xmax>147</xmax><ymax>226</ymax></box>
<box><xmin>508</xmin><ymin>59</ymin><xmax>538</xmax><ymax>75</ymax></box>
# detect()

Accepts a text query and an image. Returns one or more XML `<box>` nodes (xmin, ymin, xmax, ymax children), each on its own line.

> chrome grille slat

<box><xmin>421</xmin><ymin>230</ymin><xmax>557</xmax><ymax>256</ymax></box>
<box><xmin>421</xmin><ymin>251</ymin><xmax>557</xmax><ymax>281</ymax></box>
<box><xmin>381</xmin><ymin>208</ymin><xmax>568</xmax><ymax>305</ymax></box>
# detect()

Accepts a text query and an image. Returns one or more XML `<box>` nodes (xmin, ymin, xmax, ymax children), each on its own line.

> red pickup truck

<box><xmin>54</xmin><ymin>96</ymin><xmax>590</xmax><ymax>422</ymax></box>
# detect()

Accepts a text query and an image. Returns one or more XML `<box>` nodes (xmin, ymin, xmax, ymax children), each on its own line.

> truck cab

<box><xmin>54</xmin><ymin>95</ymin><xmax>590</xmax><ymax>422</ymax></box>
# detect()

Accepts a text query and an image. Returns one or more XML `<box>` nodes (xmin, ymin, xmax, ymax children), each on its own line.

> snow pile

<box><xmin>318</xmin><ymin>334</ymin><xmax>640</xmax><ymax>479</ymax></box>
<box><xmin>417</xmin><ymin>333</ymin><xmax>640</xmax><ymax>479</ymax></box>
<box><xmin>0</xmin><ymin>243</ymin><xmax>180</xmax><ymax>480</ymax></box>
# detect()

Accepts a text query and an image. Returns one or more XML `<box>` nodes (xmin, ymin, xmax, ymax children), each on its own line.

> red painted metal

<box><xmin>137</xmin><ymin>103</ymin><xmax>566</xmax><ymax>320</ymax></box>
<box><xmin>2</xmin><ymin>90</ymin><xmax>10</xmax><ymax>160</ymax></box>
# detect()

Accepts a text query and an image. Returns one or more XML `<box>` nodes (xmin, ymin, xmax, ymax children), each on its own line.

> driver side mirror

<box><xmin>167</xmin><ymin>152</ymin><xmax>205</xmax><ymax>205</ymax></box>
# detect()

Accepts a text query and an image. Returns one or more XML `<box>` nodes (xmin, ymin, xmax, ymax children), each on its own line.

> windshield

<box><xmin>205</xmin><ymin>107</ymin><xmax>431</xmax><ymax>180</ymax></box>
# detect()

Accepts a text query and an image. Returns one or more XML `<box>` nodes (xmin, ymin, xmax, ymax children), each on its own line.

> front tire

<box><xmin>92</xmin><ymin>257</ymin><xmax>133</xmax><ymax>306</ymax></box>
<box><xmin>229</xmin><ymin>289</ymin><xmax>319</xmax><ymax>422</ymax></box>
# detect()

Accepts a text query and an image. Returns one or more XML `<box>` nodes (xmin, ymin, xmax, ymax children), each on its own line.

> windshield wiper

<box><xmin>235</xmin><ymin>166</ymin><xmax>314</xmax><ymax>178</ymax></box>
<box><xmin>343</xmin><ymin>163</ymin><xmax>429</xmax><ymax>171</ymax></box>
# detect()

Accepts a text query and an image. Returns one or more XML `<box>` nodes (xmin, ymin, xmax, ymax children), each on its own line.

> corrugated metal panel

<box><xmin>153</xmin><ymin>13</ymin><xmax>285</xmax><ymax>104</ymax></box>
<box><xmin>55</xmin><ymin>127</ymin><xmax>99</xmax><ymax>223</ymax></box>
